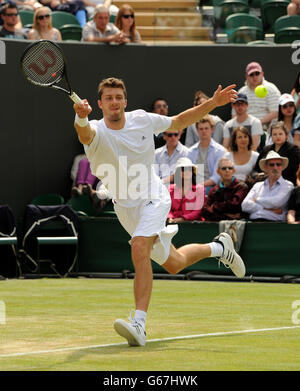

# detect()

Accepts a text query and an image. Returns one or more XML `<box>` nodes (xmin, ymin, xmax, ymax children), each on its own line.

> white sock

<box><xmin>208</xmin><ymin>242</ymin><xmax>224</xmax><ymax>257</ymax></box>
<box><xmin>134</xmin><ymin>310</ymin><xmax>147</xmax><ymax>327</ymax></box>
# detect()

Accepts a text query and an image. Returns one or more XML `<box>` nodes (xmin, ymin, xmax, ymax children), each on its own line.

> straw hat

<box><xmin>259</xmin><ymin>150</ymin><xmax>289</xmax><ymax>172</ymax></box>
<box><xmin>175</xmin><ymin>157</ymin><xmax>197</xmax><ymax>172</ymax></box>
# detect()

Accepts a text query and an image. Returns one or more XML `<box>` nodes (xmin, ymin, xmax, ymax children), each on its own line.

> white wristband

<box><xmin>75</xmin><ymin>114</ymin><xmax>89</xmax><ymax>127</ymax></box>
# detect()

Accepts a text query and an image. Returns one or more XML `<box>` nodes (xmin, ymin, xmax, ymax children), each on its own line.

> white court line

<box><xmin>0</xmin><ymin>325</ymin><xmax>299</xmax><ymax>359</ymax></box>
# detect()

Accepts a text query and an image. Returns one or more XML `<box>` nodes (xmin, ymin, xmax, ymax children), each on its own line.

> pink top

<box><xmin>168</xmin><ymin>183</ymin><xmax>205</xmax><ymax>221</ymax></box>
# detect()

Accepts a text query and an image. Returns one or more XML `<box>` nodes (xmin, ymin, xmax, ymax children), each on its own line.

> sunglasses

<box><xmin>282</xmin><ymin>102</ymin><xmax>294</xmax><ymax>109</ymax></box>
<box><xmin>166</xmin><ymin>133</ymin><xmax>179</xmax><ymax>137</ymax></box>
<box><xmin>122</xmin><ymin>14</ymin><xmax>134</xmax><ymax>18</ymax></box>
<box><xmin>220</xmin><ymin>166</ymin><xmax>234</xmax><ymax>171</ymax></box>
<box><xmin>268</xmin><ymin>162</ymin><xmax>282</xmax><ymax>167</ymax></box>
<box><xmin>249</xmin><ymin>71</ymin><xmax>260</xmax><ymax>77</ymax></box>
<box><xmin>37</xmin><ymin>14</ymin><xmax>50</xmax><ymax>20</ymax></box>
<box><xmin>5</xmin><ymin>12</ymin><xmax>18</xmax><ymax>16</ymax></box>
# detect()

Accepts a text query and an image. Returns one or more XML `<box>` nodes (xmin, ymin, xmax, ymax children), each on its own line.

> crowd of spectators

<box><xmin>0</xmin><ymin>0</ymin><xmax>143</xmax><ymax>43</ymax></box>
<box><xmin>149</xmin><ymin>63</ymin><xmax>300</xmax><ymax>225</ymax></box>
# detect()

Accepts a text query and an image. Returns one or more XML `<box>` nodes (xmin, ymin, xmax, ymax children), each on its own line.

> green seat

<box><xmin>59</xmin><ymin>24</ymin><xmax>82</xmax><ymax>41</ymax></box>
<box><xmin>274</xmin><ymin>15</ymin><xmax>300</xmax><ymax>43</ymax></box>
<box><xmin>51</xmin><ymin>11</ymin><xmax>80</xmax><ymax>29</ymax></box>
<box><xmin>261</xmin><ymin>0</ymin><xmax>290</xmax><ymax>33</ymax></box>
<box><xmin>31</xmin><ymin>193</ymin><xmax>65</xmax><ymax>206</ymax></box>
<box><xmin>225</xmin><ymin>13</ymin><xmax>264</xmax><ymax>43</ymax></box>
<box><xmin>19</xmin><ymin>9</ymin><xmax>34</xmax><ymax>29</ymax></box>
<box><xmin>249</xmin><ymin>0</ymin><xmax>262</xmax><ymax>7</ymax></box>
<box><xmin>67</xmin><ymin>195</ymin><xmax>97</xmax><ymax>217</ymax></box>
<box><xmin>213</xmin><ymin>0</ymin><xmax>250</xmax><ymax>28</ymax></box>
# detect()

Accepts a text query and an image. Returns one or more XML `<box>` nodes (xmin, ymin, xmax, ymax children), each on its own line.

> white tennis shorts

<box><xmin>114</xmin><ymin>197</ymin><xmax>178</xmax><ymax>265</ymax></box>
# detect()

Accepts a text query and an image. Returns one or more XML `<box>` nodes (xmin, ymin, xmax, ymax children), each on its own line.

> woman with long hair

<box><xmin>225</xmin><ymin>126</ymin><xmax>258</xmax><ymax>183</ymax></box>
<box><xmin>255</xmin><ymin>121</ymin><xmax>300</xmax><ymax>185</ymax></box>
<box><xmin>167</xmin><ymin>157</ymin><xmax>205</xmax><ymax>223</ymax></box>
<box><xmin>27</xmin><ymin>7</ymin><xmax>61</xmax><ymax>41</ymax></box>
<box><xmin>291</xmin><ymin>70</ymin><xmax>300</xmax><ymax>115</ymax></box>
<box><xmin>115</xmin><ymin>4</ymin><xmax>141</xmax><ymax>43</ymax></box>
<box><xmin>266</xmin><ymin>93</ymin><xmax>298</xmax><ymax>145</ymax></box>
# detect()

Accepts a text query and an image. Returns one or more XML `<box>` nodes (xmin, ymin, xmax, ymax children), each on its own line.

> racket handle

<box><xmin>70</xmin><ymin>92</ymin><xmax>83</xmax><ymax>104</ymax></box>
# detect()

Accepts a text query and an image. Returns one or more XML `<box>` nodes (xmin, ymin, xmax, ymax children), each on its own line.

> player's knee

<box><xmin>131</xmin><ymin>237</ymin><xmax>150</xmax><ymax>260</ymax></box>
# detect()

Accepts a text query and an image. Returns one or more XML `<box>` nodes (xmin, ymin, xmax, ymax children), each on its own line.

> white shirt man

<box><xmin>223</xmin><ymin>93</ymin><xmax>263</xmax><ymax>151</ymax></box>
<box><xmin>154</xmin><ymin>130</ymin><xmax>189</xmax><ymax>184</ymax></box>
<box><xmin>188</xmin><ymin>115</ymin><xmax>226</xmax><ymax>192</ymax></box>
<box><xmin>237</xmin><ymin>62</ymin><xmax>281</xmax><ymax>126</ymax></box>
<box><xmin>73</xmin><ymin>77</ymin><xmax>245</xmax><ymax>347</ymax></box>
<box><xmin>242</xmin><ymin>151</ymin><xmax>294</xmax><ymax>221</ymax></box>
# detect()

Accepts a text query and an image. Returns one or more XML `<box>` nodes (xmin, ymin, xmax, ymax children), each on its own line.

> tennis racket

<box><xmin>20</xmin><ymin>39</ymin><xmax>83</xmax><ymax>104</ymax></box>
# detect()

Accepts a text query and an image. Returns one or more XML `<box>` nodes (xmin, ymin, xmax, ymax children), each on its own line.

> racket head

<box><xmin>20</xmin><ymin>40</ymin><xmax>66</xmax><ymax>88</ymax></box>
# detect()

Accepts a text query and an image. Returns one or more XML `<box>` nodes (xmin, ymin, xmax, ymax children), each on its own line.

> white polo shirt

<box><xmin>84</xmin><ymin>110</ymin><xmax>172</xmax><ymax>208</ymax></box>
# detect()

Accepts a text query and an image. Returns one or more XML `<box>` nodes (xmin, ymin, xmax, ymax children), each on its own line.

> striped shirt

<box><xmin>237</xmin><ymin>79</ymin><xmax>281</xmax><ymax>120</ymax></box>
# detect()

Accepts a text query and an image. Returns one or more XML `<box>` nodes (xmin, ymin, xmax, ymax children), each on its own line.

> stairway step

<box><xmin>139</xmin><ymin>25</ymin><xmax>211</xmax><ymax>39</ymax></box>
<box><xmin>135</xmin><ymin>12</ymin><xmax>202</xmax><ymax>27</ymax></box>
<box><xmin>114</xmin><ymin>0</ymin><xmax>197</xmax><ymax>11</ymax></box>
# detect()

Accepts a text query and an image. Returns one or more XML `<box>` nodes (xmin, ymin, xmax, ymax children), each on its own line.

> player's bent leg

<box><xmin>162</xmin><ymin>243</ymin><xmax>211</xmax><ymax>274</ymax></box>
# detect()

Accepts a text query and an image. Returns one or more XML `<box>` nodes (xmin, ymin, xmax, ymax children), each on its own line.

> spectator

<box><xmin>152</xmin><ymin>98</ymin><xmax>169</xmax><ymax>148</ymax></box>
<box><xmin>255</xmin><ymin>121</ymin><xmax>300</xmax><ymax>185</ymax></box>
<box><xmin>82</xmin><ymin>4</ymin><xmax>124</xmax><ymax>43</ymax></box>
<box><xmin>185</xmin><ymin>90</ymin><xmax>225</xmax><ymax>147</ymax></box>
<box><xmin>188</xmin><ymin>115</ymin><xmax>226</xmax><ymax>194</ymax></box>
<box><xmin>83</xmin><ymin>0</ymin><xmax>118</xmax><ymax>20</ymax></box>
<box><xmin>115</xmin><ymin>4</ymin><xmax>142</xmax><ymax>43</ymax></box>
<box><xmin>15</xmin><ymin>0</ymin><xmax>42</xmax><ymax>11</ymax></box>
<box><xmin>241</xmin><ymin>151</ymin><xmax>294</xmax><ymax>221</ymax></box>
<box><xmin>224</xmin><ymin>126</ymin><xmax>259</xmax><ymax>184</ymax></box>
<box><xmin>237</xmin><ymin>62</ymin><xmax>281</xmax><ymax>129</ymax></box>
<box><xmin>71</xmin><ymin>156</ymin><xmax>99</xmax><ymax>197</ymax></box>
<box><xmin>287</xmin><ymin>0</ymin><xmax>300</xmax><ymax>15</ymax></box>
<box><xmin>39</xmin><ymin>0</ymin><xmax>87</xmax><ymax>27</ymax></box>
<box><xmin>201</xmin><ymin>157</ymin><xmax>249</xmax><ymax>221</ymax></box>
<box><xmin>223</xmin><ymin>93</ymin><xmax>263</xmax><ymax>151</ymax></box>
<box><xmin>27</xmin><ymin>6</ymin><xmax>62</xmax><ymax>40</ymax></box>
<box><xmin>0</xmin><ymin>3</ymin><xmax>27</xmax><ymax>38</ymax></box>
<box><xmin>167</xmin><ymin>157</ymin><xmax>205</xmax><ymax>223</ymax></box>
<box><xmin>287</xmin><ymin>167</ymin><xmax>300</xmax><ymax>224</ymax></box>
<box><xmin>154</xmin><ymin>129</ymin><xmax>189</xmax><ymax>185</ymax></box>
<box><xmin>266</xmin><ymin>93</ymin><xmax>298</xmax><ymax>145</ymax></box>
<box><xmin>291</xmin><ymin>70</ymin><xmax>300</xmax><ymax>115</ymax></box>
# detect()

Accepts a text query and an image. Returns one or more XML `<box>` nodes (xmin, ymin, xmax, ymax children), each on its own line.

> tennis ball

<box><xmin>255</xmin><ymin>85</ymin><xmax>268</xmax><ymax>98</ymax></box>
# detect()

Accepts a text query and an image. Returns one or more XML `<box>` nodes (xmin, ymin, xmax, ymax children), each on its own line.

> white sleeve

<box><xmin>251</xmin><ymin>117</ymin><xmax>264</xmax><ymax>135</ymax></box>
<box><xmin>147</xmin><ymin>113</ymin><xmax>173</xmax><ymax>136</ymax></box>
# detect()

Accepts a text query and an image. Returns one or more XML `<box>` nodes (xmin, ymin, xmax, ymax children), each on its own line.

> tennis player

<box><xmin>73</xmin><ymin>77</ymin><xmax>246</xmax><ymax>347</ymax></box>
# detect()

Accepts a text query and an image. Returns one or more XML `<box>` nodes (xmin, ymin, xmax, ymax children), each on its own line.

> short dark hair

<box><xmin>97</xmin><ymin>77</ymin><xmax>127</xmax><ymax>100</ymax></box>
<box><xmin>1</xmin><ymin>3</ymin><xmax>18</xmax><ymax>15</ymax></box>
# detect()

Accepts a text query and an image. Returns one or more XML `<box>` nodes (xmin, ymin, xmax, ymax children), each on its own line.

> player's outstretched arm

<box><xmin>73</xmin><ymin>99</ymin><xmax>95</xmax><ymax>145</ymax></box>
<box><xmin>168</xmin><ymin>84</ymin><xmax>237</xmax><ymax>131</ymax></box>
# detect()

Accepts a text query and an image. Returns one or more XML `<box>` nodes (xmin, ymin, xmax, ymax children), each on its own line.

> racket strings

<box><xmin>22</xmin><ymin>41</ymin><xmax>65</xmax><ymax>86</ymax></box>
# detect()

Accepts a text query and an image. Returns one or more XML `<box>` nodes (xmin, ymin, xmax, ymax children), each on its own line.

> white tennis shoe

<box><xmin>213</xmin><ymin>232</ymin><xmax>246</xmax><ymax>278</ymax></box>
<box><xmin>114</xmin><ymin>317</ymin><xmax>146</xmax><ymax>347</ymax></box>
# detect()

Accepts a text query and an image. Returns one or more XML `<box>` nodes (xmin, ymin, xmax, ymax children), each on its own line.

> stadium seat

<box><xmin>213</xmin><ymin>0</ymin><xmax>250</xmax><ymax>28</ymax></box>
<box><xmin>30</xmin><ymin>193</ymin><xmax>65</xmax><ymax>206</ymax></box>
<box><xmin>261</xmin><ymin>0</ymin><xmax>290</xmax><ymax>33</ymax></box>
<box><xmin>59</xmin><ymin>24</ymin><xmax>82</xmax><ymax>41</ymax></box>
<box><xmin>67</xmin><ymin>195</ymin><xmax>98</xmax><ymax>217</ymax></box>
<box><xmin>225</xmin><ymin>13</ymin><xmax>264</xmax><ymax>43</ymax></box>
<box><xmin>248</xmin><ymin>0</ymin><xmax>262</xmax><ymax>8</ymax></box>
<box><xmin>51</xmin><ymin>11</ymin><xmax>80</xmax><ymax>29</ymax></box>
<box><xmin>274</xmin><ymin>15</ymin><xmax>300</xmax><ymax>43</ymax></box>
<box><xmin>19</xmin><ymin>9</ymin><xmax>34</xmax><ymax>29</ymax></box>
